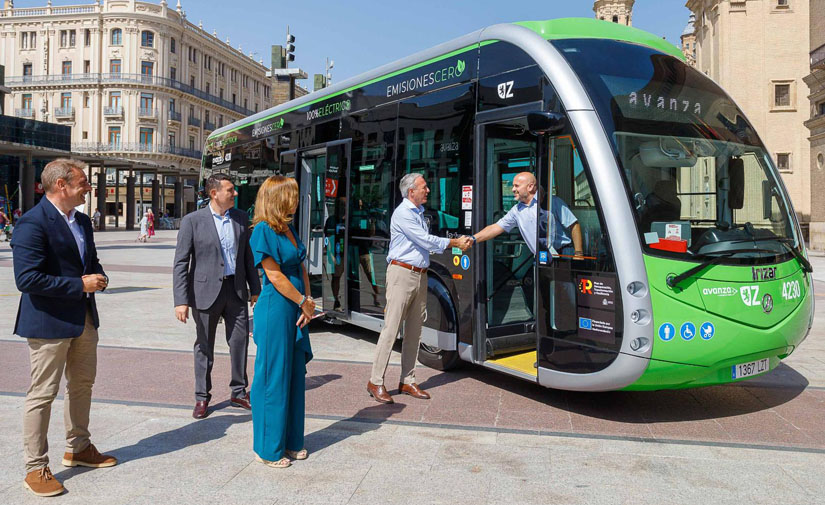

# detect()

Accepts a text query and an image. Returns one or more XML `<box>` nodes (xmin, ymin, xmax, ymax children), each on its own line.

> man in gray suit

<box><xmin>173</xmin><ymin>173</ymin><xmax>261</xmax><ymax>419</ymax></box>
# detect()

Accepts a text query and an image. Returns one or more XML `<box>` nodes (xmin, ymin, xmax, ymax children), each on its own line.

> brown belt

<box><xmin>390</xmin><ymin>259</ymin><xmax>427</xmax><ymax>274</ymax></box>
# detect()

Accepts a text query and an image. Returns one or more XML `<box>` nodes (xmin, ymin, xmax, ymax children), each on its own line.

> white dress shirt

<box><xmin>47</xmin><ymin>197</ymin><xmax>85</xmax><ymax>266</ymax></box>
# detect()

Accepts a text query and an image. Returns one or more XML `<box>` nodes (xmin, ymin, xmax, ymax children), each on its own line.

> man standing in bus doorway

<box><xmin>367</xmin><ymin>173</ymin><xmax>472</xmax><ymax>404</ymax></box>
<box><xmin>173</xmin><ymin>173</ymin><xmax>261</xmax><ymax>419</ymax></box>
<box><xmin>470</xmin><ymin>171</ymin><xmax>583</xmax><ymax>258</ymax></box>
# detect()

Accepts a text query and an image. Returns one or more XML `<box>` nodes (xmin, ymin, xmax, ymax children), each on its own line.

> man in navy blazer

<box><xmin>11</xmin><ymin>159</ymin><xmax>117</xmax><ymax>497</ymax></box>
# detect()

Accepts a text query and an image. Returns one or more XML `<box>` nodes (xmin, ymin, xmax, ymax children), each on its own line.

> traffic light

<box><xmin>285</xmin><ymin>34</ymin><xmax>295</xmax><ymax>64</ymax></box>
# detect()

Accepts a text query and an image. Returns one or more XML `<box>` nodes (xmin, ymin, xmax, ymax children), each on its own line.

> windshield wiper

<box><xmin>729</xmin><ymin>237</ymin><xmax>813</xmax><ymax>273</ymax></box>
<box><xmin>667</xmin><ymin>247</ymin><xmax>778</xmax><ymax>289</ymax></box>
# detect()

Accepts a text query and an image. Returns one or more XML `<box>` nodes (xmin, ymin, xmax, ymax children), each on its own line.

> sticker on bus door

<box><xmin>461</xmin><ymin>185</ymin><xmax>472</xmax><ymax>210</ymax></box>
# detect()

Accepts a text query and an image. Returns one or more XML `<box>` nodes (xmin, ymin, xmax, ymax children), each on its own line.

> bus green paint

<box><xmin>622</xmin><ymin>255</ymin><xmax>811</xmax><ymax>391</ymax></box>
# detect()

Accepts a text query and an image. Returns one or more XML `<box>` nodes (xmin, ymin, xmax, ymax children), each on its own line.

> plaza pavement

<box><xmin>0</xmin><ymin>229</ymin><xmax>824</xmax><ymax>504</ymax></box>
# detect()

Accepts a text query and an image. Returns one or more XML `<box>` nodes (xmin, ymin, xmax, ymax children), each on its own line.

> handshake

<box><xmin>449</xmin><ymin>235</ymin><xmax>474</xmax><ymax>252</ymax></box>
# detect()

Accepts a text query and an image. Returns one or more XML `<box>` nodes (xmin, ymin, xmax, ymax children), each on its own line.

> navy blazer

<box><xmin>11</xmin><ymin>198</ymin><xmax>106</xmax><ymax>339</ymax></box>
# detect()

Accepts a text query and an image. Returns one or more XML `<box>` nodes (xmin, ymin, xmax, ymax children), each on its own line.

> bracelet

<box><xmin>298</xmin><ymin>295</ymin><xmax>306</xmax><ymax>306</ymax></box>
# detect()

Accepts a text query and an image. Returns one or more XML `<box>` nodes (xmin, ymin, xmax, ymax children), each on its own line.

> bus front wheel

<box><xmin>417</xmin><ymin>278</ymin><xmax>461</xmax><ymax>371</ymax></box>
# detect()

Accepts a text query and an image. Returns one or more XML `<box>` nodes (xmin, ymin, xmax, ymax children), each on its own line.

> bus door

<box><xmin>296</xmin><ymin>141</ymin><xmax>351</xmax><ymax>315</ymax></box>
<box><xmin>476</xmin><ymin>115</ymin><xmax>539</xmax><ymax>370</ymax></box>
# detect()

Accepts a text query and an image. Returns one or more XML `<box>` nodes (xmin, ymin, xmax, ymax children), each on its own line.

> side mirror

<box><xmin>528</xmin><ymin>112</ymin><xmax>566</xmax><ymax>135</ymax></box>
<box><xmin>728</xmin><ymin>157</ymin><xmax>744</xmax><ymax>210</ymax></box>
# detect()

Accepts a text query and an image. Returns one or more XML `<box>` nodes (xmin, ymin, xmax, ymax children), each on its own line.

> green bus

<box><xmin>202</xmin><ymin>18</ymin><xmax>813</xmax><ymax>391</ymax></box>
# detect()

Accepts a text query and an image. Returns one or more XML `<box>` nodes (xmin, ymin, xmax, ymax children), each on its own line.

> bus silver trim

<box><xmin>458</xmin><ymin>343</ymin><xmax>473</xmax><ymax>362</ymax></box>
<box><xmin>420</xmin><ymin>327</ymin><xmax>458</xmax><ymax>351</ymax></box>
<box><xmin>349</xmin><ymin>311</ymin><xmax>384</xmax><ymax>334</ymax></box>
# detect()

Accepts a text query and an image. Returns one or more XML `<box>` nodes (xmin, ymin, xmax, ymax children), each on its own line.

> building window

<box><xmin>776</xmin><ymin>0</ymin><xmax>789</xmax><ymax>7</ymax></box>
<box><xmin>111</xmin><ymin>28</ymin><xmax>122</xmax><ymax>45</ymax></box>
<box><xmin>773</xmin><ymin>82</ymin><xmax>792</xmax><ymax>108</ymax></box>
<box><xmin>817</xmin><ymin>152</ymin><xmax>824</xmax><ymax>171</ymax></box>
<box><xmin>140</xmin><ymin>93</ymin><xmax>154</xmax><ymax>110</ymax></box>
<box><xmin>232</xmin><ymin>93</ymin><xmax>236</xmax><ymax>105</ymax></box>
<box><xmin>218</xmin><ymin>114</ymin><xmax>223</xmax><ymax>127</ymax></box>
<box><xmin>62</xmin><ymin>61</ymin><xmax>72</xmax><ymax>75</ymax></box>
<box><xmin>168</xmin><ymin>132</ymin><xmax>176</xmax><ymax>148</ymax></box>
<box><xmin>776</xmin><ymin>153</ymin><xmax>791</xmax><ymax>172</ymax></box>
<box><xmin>141</xmin><ymin>30</ymin><xmax>154</xmax><ymax>48</ymax></box>
<box><xmin>60</xmin><ymin>92</ymin><xmax>72</xmax><ymax>108</ymax></box>
<box><xmin>189</xmin><ymin>135</ymin><xmax>195</xmax><ymax>150</ymax></box>
<box><xmin>82</xmin><ymin>131</ymin><xmax>88</xmax><ymax>140</ymax></box>
<box><xmin>170</xmin><ymin>37</ymin><xmax>176</xmax><ymax>53</ymax></box>
<box><xmin>244</xmin><ymin>98</ymin><xmax>248</xmax><ymax>109</ymax></box>
<box><xmin>22</xmin><ymin>94</ymin><xmax>32</xmax><ymax>110</ymax></box>
<box><xmin>189</xmin><ymin>104</ymin><xmax>195</xmax><ymax>117</ymax></box>
<box><xmin>219</xmin><ymin>88</ymin><xmax>224</xmax><ymax>100</ymax></box>
<box><xmin>109</xmin><ymin>91</ymin><xmax>121</xmax><ymax>108</ymax></box>
<box><xmin>21</xmin><ymin>32</ymin><xmax>28</xmax><ymax>49</ymax></box>
<box><xmin>169</xmin><ymin>98</ymin><xmax>176</xmax><ymax>113</ymax></box>
<box><xmin>170</xmin><ymin>67</ymin><xmax>176</xmax><ymax>81</ymax></box>
<box><xmin>70</xmin><ymin>30</ymin><xmax>76</xmax><ymax>47</ymax></box>
<box><xmin>84</xmin><ymin>29</ymin><xmax>91</xmax><ymax>47</ymax></box>
<box><xmin>60</xmin><ymin>30</ymin><xmax>68</xmax><ymax>47</ymax></box>
<box><xmin>84</xmin><ymin>60</ymin><xmax>91</xmax><ymax>73</ymax></box>
<box><xmin>205</xmin><ymin>82</ymin><xmax>210</xmax><ymax>95</ymax></box>
<box><xmin>23</xmin><ymin>63</ymin><xmax>32</xmax><ymax>77</ymax></box>
<box><xmin>190</xmin><ymin>76</ymin><xmax>196</xmax><ymax>88</ymax></box>
<box><xmin>141</xmin><ymin>61</ymin><xmax>154</xmax><ymax>76</ymax></box>
<box><xmin>108</xmin><ymin>126</ymin><xmax>121</xmax><ymax>147</ymax></box>
<box><xmin>818</xmin><ymin>101</ymin><xmax>825</xmax><ymax>117</ymax></box>
<box><xmin>84</xmin><ymin>93</ymin><xmax>90</xmax><ymax>108</ymax></box>
<box><xmin>110</xmin><ymin>59</ymin><xmax>121</xmax><ymax>73</ymax></box>
<box><xmin>612</xmin><ymin>15</ymin><xmax>618</xmax><ymax>23</ymax></box>
<box><xmin>139</xmin><ymin>127</ymin><xmax>153</xmax><ymax>146</ymax></box>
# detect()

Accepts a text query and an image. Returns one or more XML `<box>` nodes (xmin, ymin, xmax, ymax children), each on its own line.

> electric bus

<box><xmin>202</xmin><ymin>18</ymin><xmax>813</xmax><ymax>391</ymax></box>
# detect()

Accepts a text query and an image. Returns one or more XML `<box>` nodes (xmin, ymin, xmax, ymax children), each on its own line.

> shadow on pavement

<box><xmin>304</xmin><ymin>403</ymin><xmax>406</xmax><ymax>454</ymax></box>
<box><xmin>306</xmin><ymin>374</ymin><xmax>342</xmax><ymax>391</ymax></box>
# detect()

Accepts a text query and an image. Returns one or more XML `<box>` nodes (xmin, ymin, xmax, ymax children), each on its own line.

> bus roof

<box><xmin>207</xmin><ymin>18</ymin><xmax>684</xmax><ymax>143</ymax></box>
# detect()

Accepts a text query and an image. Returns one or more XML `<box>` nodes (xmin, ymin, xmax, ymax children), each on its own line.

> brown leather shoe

<box><xmin>23</xmin><ymin>467</ymin><xmax>64</xmax><ymax>497</ymax></box>
<box><xmin>193</xmin><ymin>400</ymin><xmax>209</xmax><ymax>419</ymax></box>
<box><xmin>398</xmin><ymin>382</ymin><xmax>431</xmax><ymax>399</ymax></box>
<box><xmin>366</xmin><ymin>381</ymin><xmax>394</xmax><ymax>404</ymax></box>
<box><xmin>230</xmin><ymin>392</ymin><xmax>251</xmax><ymax>410</ymax></box>
<box><xmin>62</xmin><ymin>443</ymin><xmax>117</xmax><ymax>468</ymax></box>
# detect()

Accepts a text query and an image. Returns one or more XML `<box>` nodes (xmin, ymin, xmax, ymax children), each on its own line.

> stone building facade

<box><xmin>0</xmin><ymin>0</ymin><xmax>272</xmax><ymax>178</ymax></box>
<box><xmin>685</xmin><ymin>0</ymin><xmax>811</xmax><ymax>236</ymax></box>
<box><xmin>681</xmin><ymin>13</ymin><xmax>697</xmax><ymax>67</ymax></box>
<box><xmin>805</xmin><ymin>0</ymin><xmax>825</xmax><ymax>248</ymax></box>
<box><xmin>593</xmin><ymin>0</ymin><xmax>634</xmax><ymax>25</ymax></box>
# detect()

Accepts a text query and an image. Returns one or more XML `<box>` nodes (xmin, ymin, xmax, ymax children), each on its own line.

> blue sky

<box><xmin>17</xmin><ymin>0</ymin><xmax>692</xmax><ymax>86</ymax></box>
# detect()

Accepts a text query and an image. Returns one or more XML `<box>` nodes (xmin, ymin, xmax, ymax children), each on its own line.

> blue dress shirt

<box><xmin>210</xmin><ymin>205</ymin><xmax>236</xmax><ymax>277</ymax></box>
<box><xmin>387</xmin><ymin>198</ymin><xmax>450</xmax><ymax>269</ymax></box>
<box><xmin>497</xmin><ymin>196</ymin><xmax>577</xmax><ymax>255</ymax></box>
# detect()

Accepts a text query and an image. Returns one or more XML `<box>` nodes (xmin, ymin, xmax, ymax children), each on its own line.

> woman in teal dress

<box><xmin>249</xmin><ymin>175</ymin><xmax>315</xmax><ymax>469</ymax></box>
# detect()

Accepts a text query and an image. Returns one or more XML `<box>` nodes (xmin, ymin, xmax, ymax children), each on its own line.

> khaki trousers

<box><xmin>23</xmin><ymin>310</ymin><xmax>98</xmax><ymax>472</ymax></box>
<box><xmin>370</xmin><ymin>264</ymin><xmax>427</xmax><ymax>386</ymax></box>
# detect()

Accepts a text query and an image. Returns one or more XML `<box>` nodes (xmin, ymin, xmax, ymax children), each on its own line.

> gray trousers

<box><xmin>192</xmin><ymin>278</ymin><xmax>249</xmax><ymax>402</ymax></box>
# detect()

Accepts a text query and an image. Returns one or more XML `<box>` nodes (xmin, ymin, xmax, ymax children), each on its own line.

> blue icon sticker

<box><xmin>539</xmin><ymin>251</ymin><xmax>549</xmax><ymax>264</ymax></box>
<box><xmin>324</xmin><ymin>237</ymin><xmax>329</xmax><ymax>247</ymax></box>
<box><xmin>460</xmin><ymin>255</ymin><xmax>470</xmax><ymax>270</ymax></box>
<box><xmin>579</xmin><ymin>317</ymin><xmax>592</xmax><ymax>330</ymax></box>
<box><xmin>680</xmin><ymin>322</ymin><xmax>696</xmax><ymax>341</ymax></box>
<box><xmin>658</xmin><ymin>323</ymin><xmax>675</xmax><ymax>342</ymax></box>
<box><xmin>700</xmin><ymin>322</ymin><xmax>715</xmax><ymax>340</ymax></box>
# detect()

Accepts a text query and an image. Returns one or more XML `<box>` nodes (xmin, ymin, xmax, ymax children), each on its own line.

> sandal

<box><xmin>286</xmin><ymin>449</ymin><xmax>308</xmax><ymax>460</ymax></box>
<box><xmin>255</xmin><ymin>455</ymin><xmax>291</xmax><ymax>468</ymax></box>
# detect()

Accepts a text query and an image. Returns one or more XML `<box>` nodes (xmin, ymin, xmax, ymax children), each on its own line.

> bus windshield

<box><xmin>552</xmin><ymin>38</ymin><xmax>800</xmax><ymax>263</ymax></box>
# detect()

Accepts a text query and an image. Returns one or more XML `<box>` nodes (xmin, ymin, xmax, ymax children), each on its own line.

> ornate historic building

<box><xmin>0</xmin><ymin>0</ymin><xmax>271</xmax><ymax>178</ymax></box>
<box><xmin>593</xmin><ymin>0</ymin><xmax>634</xmax><ymax>25</ymax></box>
<box><xmin>686</xmin><ymin>0</ymin><xmax>811</xmax><ymax>237</ymax></box>
<box><xmin>805</xmin><ymin>0</ymin><xmax>825</xmax><ymax>248</ymax></box>
<box><xmin>680</xmin><ymin>13</ymin><xmax>697</xmax><ymax>67</ymax></box>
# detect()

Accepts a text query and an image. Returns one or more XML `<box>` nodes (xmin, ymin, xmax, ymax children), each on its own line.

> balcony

<box><xmin>71</xmin><ymin>141</ymin><xmax>202</xmax><ymax>160</ymax></box>
<box><xmin>103</xmin><ymin>106</ymin><xmax>123</xmax><ymax>117</ymax></box>
<box><xmin>15</xmin><ymin>108</ymin><xmax>34</xmax><ymax>118</ymax></box>
<box><xmin>168</xmin><ymin>110</ymin><xmax>182</xmax><ymax>122</ymax></box>
<box><xmin>188</xmin><ymin>116</ymin><xmax>201</xmax><ymax>128</ymax></box>
<box><xmin>204</xmin><ymin>121</ymin><xmax>216</xmax><ymax>131</ymax></box>
<box><xmin>54</xmin><ymin>107</ymin><xmax>75</xmax><ymax>118</ymax></box>
<box><xmin>3</xmin><ymin>73</ymin><xmax>258</xmax><ymax>116</ymax></box>
<box><xmin>138</xmin><ymin>108</ymin><xmax>157</xmax><ymax>119</ymax></box>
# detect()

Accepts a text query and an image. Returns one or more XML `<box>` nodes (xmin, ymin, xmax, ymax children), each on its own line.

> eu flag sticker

<box><xmin>578</xmin><ymin>317</ymin><xmax>592</xmax><ymax>330</ymax></box>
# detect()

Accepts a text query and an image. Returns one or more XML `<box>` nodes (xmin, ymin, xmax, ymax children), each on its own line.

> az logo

<box><xmin>497</xmin><ymin>81</ymin><xmax>514</xmax><ymax>99</ymax></box>
<box><xmin>740</xmin><ymin>285</ymin><xmax>761</xmax><ymax>307</ymax></box>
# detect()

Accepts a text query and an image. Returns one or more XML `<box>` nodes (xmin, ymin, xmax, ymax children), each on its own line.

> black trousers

<box><xmin>192</xmin><ymin>277</ymin><xmax>249</xmax><ymax>402</ymax></box>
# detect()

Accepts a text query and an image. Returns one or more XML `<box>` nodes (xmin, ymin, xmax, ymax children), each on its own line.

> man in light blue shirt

<box><xmin>211</xmin><ymin>206</ymin><xmax>236</xmax><ymax>277</ymax></box>
<box><xmin>367</xmin><ymin>173</ymin><xmax>470</xmax><ymax>404</ymax></box>
<box><xmin>471</xmin><ymin>172</ymin><xmax>583</xmax><ymax>258</ymax></box>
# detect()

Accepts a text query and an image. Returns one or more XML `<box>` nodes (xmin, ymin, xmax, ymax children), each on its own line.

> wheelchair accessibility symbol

<box><xmin>680</xmin><ymin>322</ymin><xmax>696</xmax><ymax>341</ymax></box>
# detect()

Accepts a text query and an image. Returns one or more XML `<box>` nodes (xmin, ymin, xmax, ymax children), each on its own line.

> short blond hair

<box><xmin>252</xmin><ymin>175</ymin><xmax>299</xmax><ymax>233</ymax></box>
<box><xmin>41</xmin><ymin>158</ymin><xmax>87</xmax><ymax>193</ymax></box>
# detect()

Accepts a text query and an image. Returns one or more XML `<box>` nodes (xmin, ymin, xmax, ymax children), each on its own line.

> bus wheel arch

<box><xmin>417</xmin><ymin>272</ymin><xmax>461</xmax><ymax>371</ymax></box>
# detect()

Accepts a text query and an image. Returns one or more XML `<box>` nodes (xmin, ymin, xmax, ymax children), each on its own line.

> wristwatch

<box><xmin>470</xmin><ymin>235</ymin><xmax>477</xmax><ymax>243</ymax></box>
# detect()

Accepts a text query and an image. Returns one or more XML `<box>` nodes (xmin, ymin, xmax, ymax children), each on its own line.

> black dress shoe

<box><xmin>193</xmin><ymin>400</ymin><xmax>209</xmax><ymax>419</ymax></box>
<box><xmin>230</xmin><ymin>393</ymin><xmax>251</xmax><ymax>410</ymax></box>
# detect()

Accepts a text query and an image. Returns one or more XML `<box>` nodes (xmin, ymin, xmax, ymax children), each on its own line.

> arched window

<box><xmin>141</xmin><ymin>30</ymin><xmax>154</xmax><ymax>48</ymax></box>
<box><xmin>111</xmin><ymin>28</ymin><xmax>122</xmax><ymax>45</ymax></box>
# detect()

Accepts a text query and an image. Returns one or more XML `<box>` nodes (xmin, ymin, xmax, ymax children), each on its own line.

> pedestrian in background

<box><xmin>92</xmin><ymin>208</ymin><xmax>100</xmax><ymax>231</ymax></box>
<box><xmin>249</xmin><ymin>175</ymin><xmax>315</xmax><ymax>469</ymax></box>
<box><xmin>11</xmin><ymin>158</ymin><xmax>116</xmax><ymax>497</ymax></box>
<box><xmin>0</xmin><ymin>208</ymin><xmax>8</xmax><ymax>241</ymax></box>
<box><xmin>137</xmin><ymin>212</ymin><xmax>149</xmax><ymax>242</ymax></box>
<box><xmin>173</xmin><ymin>173</ymin><xmax>260</xmax><ymax>419</ymax></box>
<box><xmin>367</xmin><ymin>173</ymin><xmax>471</xmax><ymax>404</ymax></box>
<box><xmin>147</xmin><ymin>208</ymin><xmax>155</xmax><ymax>239</ymax></box>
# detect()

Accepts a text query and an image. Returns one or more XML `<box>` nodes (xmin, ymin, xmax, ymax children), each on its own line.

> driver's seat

<box><xmin>642</xmin><ymin>179</ymin><xmax>681</xmax><ymax>231</ymax></box>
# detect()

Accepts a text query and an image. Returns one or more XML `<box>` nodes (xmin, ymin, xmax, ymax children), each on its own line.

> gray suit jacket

<box><xmin>173</xmin><ymin>206</ymin><xmax>261</xmax><ymax>311</ymax></box>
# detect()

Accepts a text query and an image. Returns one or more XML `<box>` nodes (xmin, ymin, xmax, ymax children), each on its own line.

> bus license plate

<box><xmin>731</xmin><ymin>358</ymin><xmax>769</xmax><ymax>380</ymax></box>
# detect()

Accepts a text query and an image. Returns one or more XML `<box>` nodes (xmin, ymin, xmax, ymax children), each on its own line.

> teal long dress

<box><xmin>250</xmin><ymin>223</ymin><xmax>313</xmax><ymax>461</ymax></box>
